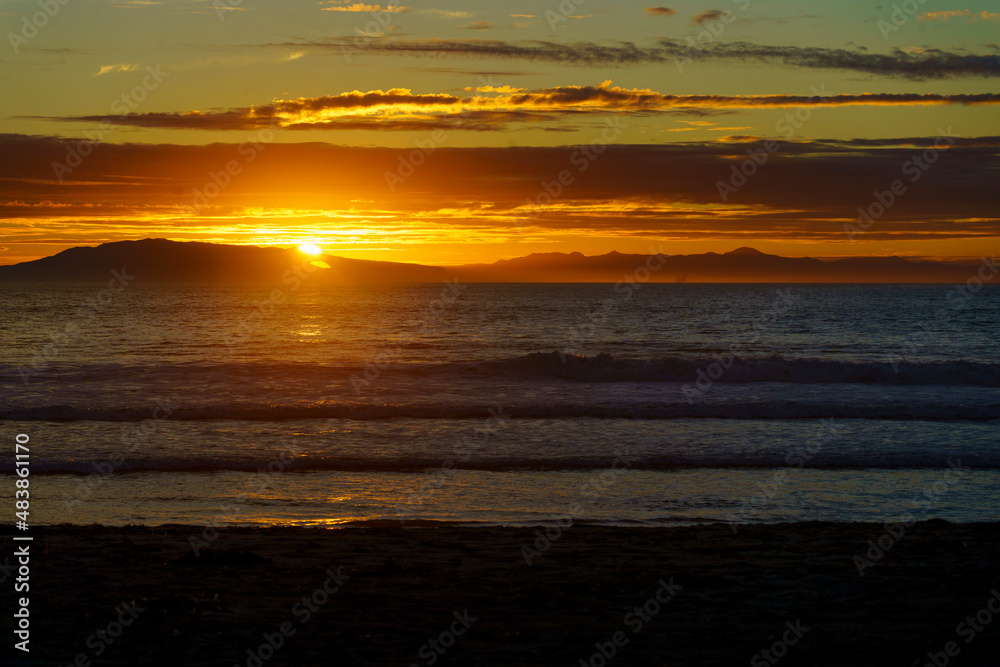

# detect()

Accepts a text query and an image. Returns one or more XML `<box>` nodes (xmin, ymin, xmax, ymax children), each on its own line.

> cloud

<box><xmin>420</xmin><ymin>8</ymin><xmax>470</xmax><ymax>18</ymax></box>
<box><xmin>643</xmin><ymin>7</ymin><xmax>676</xmax><ymax>16</ymax></box>
<box><xmin>1</xmin><ymin>134</ymin><xmax>998</xmax><ymax>246</ymax></box>
<box><xmin>277</xmin><ymin>37</ymin><xmax>675</xmax><ymax>65</ymax></box>
<box><xmin>918</xmin><ymin>9</ymin><xmax>1000</xmax><ymax>22</ymax></box>
<box><xmin>269</xmin><ymin>37</ymin><xmax>1000</xmax><ymax>78</ymax></box>
<box><xmin>462</xmin><ymin>21</ymin><xmax>494</xmax><ymax>30</ymax></box>
<box><xmin>692</xmin><ymin>9</ymin><xmax>730</xmax><ymax>24</ymax></box>
<box><xmin>95</xmin><ymin>63</ymin><xmax>142</xmax><ymax>76</ymax></box>
<box><xmin>497</xmin><ymin>84</ymin><xmax>1000</xmax><ymax>111</ymax></box>
<box><xmin>320</xmin><ymin>1</ymin><xmax>407</xmax><ymax>12</ymax></box>
<box><xmin>742</xmin><ymin>13</ymin><xmax>826</xmax><ymax>24</ymax></box>
<box><xmin>39</xmin><ymin>82</ymin><xmax>1000</xmax><ymax>133</ymax></box>
<box><xmin>684</xmin><ymin>41</ymin><xmax>1000</xmax><ymax>79</ymax></box>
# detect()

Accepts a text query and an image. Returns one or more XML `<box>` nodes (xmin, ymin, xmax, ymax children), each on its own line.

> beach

<box><xmin>6</xmin><ymin>521</ymin><xmax>1000</xmax><ymax>666</ymax></box>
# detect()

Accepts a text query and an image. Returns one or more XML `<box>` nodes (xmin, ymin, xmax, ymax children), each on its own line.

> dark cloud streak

<box><xmin>1</xmin><ymin>134</ymin><xmax>998</xmax><ymax>244</ymax></box>
<box><xmin>34</xmin><ymin>87</ymin><xmax>1000</xmax><ymax>133</ymax></box>
<box><xmin>271</xmin><ymin>37</ymin><xmax>1000</xmax><ymax>79</ymax></box>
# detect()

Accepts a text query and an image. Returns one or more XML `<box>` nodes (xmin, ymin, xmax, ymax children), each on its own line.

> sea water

<box><xmin>2</xmin><ymin>282</ymin><xmax>998</xmax><ymax>527</ymax></box>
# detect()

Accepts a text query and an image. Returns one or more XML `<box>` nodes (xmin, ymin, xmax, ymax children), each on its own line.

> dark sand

<box><xmin>4</xmin><ymin>522</ymin><xmax>1000</xmax><ymax>666</ymax></box>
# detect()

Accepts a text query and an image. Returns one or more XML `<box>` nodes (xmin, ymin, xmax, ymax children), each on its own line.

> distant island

<box><xmin>0</xmin><ymin>239</ymin><xmax>988</xmax><ymax>283</ymax></box>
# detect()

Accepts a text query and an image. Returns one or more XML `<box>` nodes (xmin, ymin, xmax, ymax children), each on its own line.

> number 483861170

<box><xmin>15</xmin><ymin>434</ymin><xmax>29</xmax><ymax>524</ymax></box>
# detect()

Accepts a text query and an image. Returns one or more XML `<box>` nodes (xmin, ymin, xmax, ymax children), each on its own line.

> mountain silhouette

<box><xmin>449</xmin><ymin>248</ymin><xmax>980</xmax><ymax>283</ymax></box>
<box><xmin>0</xmin><ymin>239</ymin><xmax>446</xmax><ymax>283</ymax></box>
<box><xmin>0</xmin><ymin>239</ymin><xmax>985</xmax><ymax>283</ymax></box>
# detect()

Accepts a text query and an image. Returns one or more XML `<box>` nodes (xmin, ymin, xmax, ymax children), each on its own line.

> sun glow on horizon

<box><xmin>298</xmin><ymin>243</ymin><xmax>323</xmax><ymax>256</ymax></box>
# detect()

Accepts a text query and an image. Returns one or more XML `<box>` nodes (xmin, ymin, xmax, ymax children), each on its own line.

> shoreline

<box><xmin>4</xmin><ymin>521</ymin><xmax>999</xmax><ymax>665</ymax></box>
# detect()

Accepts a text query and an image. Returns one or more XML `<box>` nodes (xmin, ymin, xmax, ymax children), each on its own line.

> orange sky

<box><xmin>2</xmin><ymin>1</ymin><xmax>998</xmax><ymax>266</ymax></box>
<box><xmin>2</xmin><ymin>135</ymin><xmax>998</xmax><ymax>266</ymax></box>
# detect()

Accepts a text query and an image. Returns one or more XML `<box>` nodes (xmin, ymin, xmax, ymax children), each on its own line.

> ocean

<box><xmin>2</xmin><ymin>282</ymin><xmax>999</xmax><ymax>528</ymax></box>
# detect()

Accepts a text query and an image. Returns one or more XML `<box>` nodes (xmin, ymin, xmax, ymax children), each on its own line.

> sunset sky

<box><xmin>1</xmin><ymin>0</ymin><xmax>998</xmax><ymax>265</ymax></box>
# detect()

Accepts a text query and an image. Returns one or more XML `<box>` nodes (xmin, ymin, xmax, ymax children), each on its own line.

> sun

<box><xmin>298</xmin><ymin>243</ymin><xmax>323</xmax><ymax>256</ymax></box>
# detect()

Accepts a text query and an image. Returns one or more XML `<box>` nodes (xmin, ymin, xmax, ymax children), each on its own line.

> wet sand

<box><xmin>4</xmin><ymin>521</ymin><xmax>1000</xmax><ymax>666</ymax></box>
